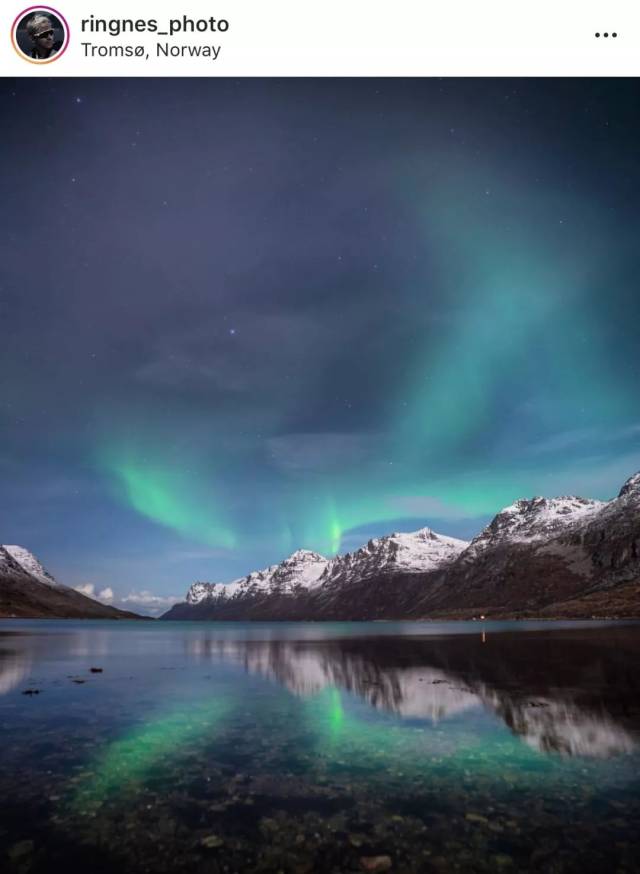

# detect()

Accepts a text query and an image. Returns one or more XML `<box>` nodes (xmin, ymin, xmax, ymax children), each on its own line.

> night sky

<box><xmin>1</xmin><ymin>78</ymin><xmax>639</xmax><ymax>614</ymax></box>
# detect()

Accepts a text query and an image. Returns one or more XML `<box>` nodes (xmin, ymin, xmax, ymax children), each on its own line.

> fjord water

<box><xmin>1</xmin><ymin>621</ymin><xmax>639</xmax><ymax>873</ymax></box>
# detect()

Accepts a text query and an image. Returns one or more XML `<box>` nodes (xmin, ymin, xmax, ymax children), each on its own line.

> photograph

<box><xmin>13</xmin><ymin>8</ymin><xmax>67</xmax><ymax>62</ymax></box>
<box><xmin>0</xmin><ymin>73</ymin><xmax>639</xmax><ymax>874</ymax></box>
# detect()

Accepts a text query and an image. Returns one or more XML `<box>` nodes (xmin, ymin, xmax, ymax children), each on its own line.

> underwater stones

<box><xmin>259</xmin><ymin>817</ymin><xmax>279</xmax><ymax>833</ymax></box>
<box><xmin>208</xmin><ymin>801</ymin><xmax>229</xmax><ymax>812</ymax></box>
<box><xmin>491</xmin><ymin>853</ymin><xmax>514</xmax><ymax>867</ymax></box>
<box><xmin>8</xmin><ymin>839</ymin><xmax>34</xmax><ymax>862</ymax></box>
<box><xmin>359</xmin><ymin>855</ymin><xmax>392</xmax><ymax>872</ymax></box>
<box><xmin>292</xmin><ymin>858</ymin><xmax>314</xmax><ymax>874</ymax></box>
<box><xmin>465</xmin><ymin>812</ymin><xmax>489</xmax><ymax>825</ymax></box>
<box><xmin>200</xmin><ymin>834</ymin><xmax>224</xmax><ymax>849</ymax></box>
<box><xmin>529</xmin><ymin>839</ymin><xmax>559</xmax><ymax>867</ymax></box>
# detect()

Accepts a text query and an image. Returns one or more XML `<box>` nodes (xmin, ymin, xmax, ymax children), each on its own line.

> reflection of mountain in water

<box><xmin>0</xmin><ymin>645</ymin><xmax>31</xmax><ymax>696</ymax></box>
<box><xmin>491</xmin><ymin>694</ymin><xmax>635</xmax><ymax>757</ymax></box>
<box><xmin>0</xmin><ymin>628</ymin><xmax>109</xmax><ymax>697</ymax></box>
<box><xmin>189</xmin><ymin>627</ymin><xmax>640</xmax><ymax>758</ymax></box>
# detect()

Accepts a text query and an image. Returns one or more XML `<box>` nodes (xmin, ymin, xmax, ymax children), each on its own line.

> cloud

<box><xmin>75</xmin><ymin>584</ymin><xmax>179</xmax><ymax>616</ymax></box>
<box><xmin>74</xmin><ymin>583</ymin><xmax>115</xmax><ymax>604</ymax></box>
<box><xmin>119</xmin><ymin>589</ymin><xmax>181</xmax><ymax>616</ymax></box>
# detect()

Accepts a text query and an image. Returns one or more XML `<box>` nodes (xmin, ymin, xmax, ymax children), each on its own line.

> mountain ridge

<box><xmin>0</xmin><ymin>544</ymin><xmax>144</xmax><ymax>620</ymax></box>
<box><xmin>162</xmin><ymin>472</ymin><xmax>640</xmax><ymax>621</ymax></box>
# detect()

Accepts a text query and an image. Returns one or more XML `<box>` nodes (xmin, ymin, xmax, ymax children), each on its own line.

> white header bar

<box><xmin>2</xmin><ymin>0</ymin><xmax>639</xmax><ymax>77</ymax></box>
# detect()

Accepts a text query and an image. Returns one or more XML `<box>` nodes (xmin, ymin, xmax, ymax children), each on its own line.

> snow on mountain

<box><xmin>169</xmin><ymin>470</ymin><xmax>640</xmax><ymax>621</ymax></box>
<box><xmin>267</xmin><ymin>549</ymin><xmax>329</xmax><ymax>589</ymax></box>
<box><xmin>185</xmin><ymin>528</ymin><xmax>467</xmax><ymax>605</ymax></box>
<box><xmin>0</xmin><ymin>547</ymin><xmax>16</xmax><ymax>574</ymax></box>
<box><xmin>186</xmin><ymin>582</ymin><xmax>217</xmax><ymax>605</ymax></box>
<box><xmin>318</xmin><ymin>527</ymin><xmax>468</xmax><ymax>589</ymax></box>
<box><xmin>186</xmin><ymin>549</ymin><xmax>328</xmax><ymax>604</ymax></box>
<box><xmin>465</xmin><ymin>496</ymin><xmax>605</xmax><ymax>556</ymax></box>
<box><xmin>0</xmin><ymin>544</ymin><xmax>147</xmax><ymax>619</ymax></box>
<box><xmin>464</xmin><ymin>471</ymin><xmax>640</xmax><ymax>559</ymax></box>
<box><xmin>618</xmin><ymin>472</ymin><xmax>640</xmax><ymax>499</ymax></box>
<box><xmin>1</xmin><ymin>545</ymin><xmax>63</xmax><ymax>588</ymax></box>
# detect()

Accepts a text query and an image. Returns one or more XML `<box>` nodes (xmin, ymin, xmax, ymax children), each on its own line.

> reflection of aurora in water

<box><xmin>303</xmin><ymin>684</ymin><xmax>636</xmax><ymax>787</ymax></box>
<box><xmin>1</xmin><ymin>622</ymin><xmax>640</xmax><ymax>874</ymax></box>
<box><xmin>71</xmin><ymin>696</ymin><xmax>235</xmax><ymax>812</ymax></box>
<box><xmin>296</xmin><ymin>684</ymin><xmax>565</xmax><ymax>796</ymax></box>
<box><xmin>187</xmin><ymin>634</ymin><xmax>639</xmax><ymax>759</ymax></box>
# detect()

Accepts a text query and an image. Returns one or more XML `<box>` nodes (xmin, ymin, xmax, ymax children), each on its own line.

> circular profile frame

<box><xmin>11</xmin><ymin>5</ymin><xmax>69</xmax><ymax>64</ymax></box>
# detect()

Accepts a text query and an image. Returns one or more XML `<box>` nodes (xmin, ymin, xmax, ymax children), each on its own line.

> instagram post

<box><xmin>1</xmin><ymin>3</ymin><xmax>639</xmax><ymax>874</ymax></box>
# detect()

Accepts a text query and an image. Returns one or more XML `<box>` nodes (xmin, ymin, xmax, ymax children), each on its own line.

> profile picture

<box><xmin>12</xmin><ymin>7</ymin><xmax>69</xmax><ymax>63</ymax></box>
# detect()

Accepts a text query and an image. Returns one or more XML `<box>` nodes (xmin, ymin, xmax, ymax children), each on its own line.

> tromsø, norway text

<box><xmin>81</xmin><ymin>42</ymin><xmax>222</xmax><ymax>60</ymax></box>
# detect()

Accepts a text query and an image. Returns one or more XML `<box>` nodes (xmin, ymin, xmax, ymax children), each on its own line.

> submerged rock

<box><xmin>9</xmin><ymin>839</ymin><xmax>34</xmax><ymax>861</ymax></box>
<box><xmin>359</xmin><ymin>855</ymin><xmax>392</xmax><ymax>872</ymax></box>
<box><xmin>200</xmin><ymin>834</ymin><xmax>224</xmax><ymax>849</ymax></box>
<box><xmin>465</xmin><ymin>813</ymin><xmax>489</xmax><ymax>824</ymax></box>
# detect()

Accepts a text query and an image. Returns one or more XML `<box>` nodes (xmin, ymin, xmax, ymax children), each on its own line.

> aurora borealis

<box><xmin>1</xmin><ymin>79</ymin><xmax>639</xmax><ymax>611</ymax></box>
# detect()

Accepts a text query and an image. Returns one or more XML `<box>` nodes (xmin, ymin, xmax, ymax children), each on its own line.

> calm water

<box><xmin>1</xmin><ymin>620</ymin><xmax>639</xmax><ymax>873</ymax></box>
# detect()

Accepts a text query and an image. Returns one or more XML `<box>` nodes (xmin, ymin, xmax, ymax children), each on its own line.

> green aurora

<box><xmin>98</xmin><ymin>169</ymin><xmax>636</xmax><ymax>560</ymax></box>
<box><xmin>3</xmin><ymin>78</ymin><xmax>639</xmax><ymax>590</ymax></box>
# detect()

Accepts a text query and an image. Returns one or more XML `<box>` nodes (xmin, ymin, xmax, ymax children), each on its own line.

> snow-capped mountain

<box><xmin>619</xmin><ymin>472</ymin><xmax>640</xmax><ymax>498</ymax></box>
<box><xmin>463</xmin><ymin>496</ymin><xmax>604</xmax><ymax>557</ymax></box>
<box><xmin>186</xmin><ymin>549</ymin><xmax>328</xmax><ymax>605</ymax></box>
<box><xmin>318</xmin><ymin>528</ymin><xmax>468</xmax><ymax>590</ymax></box>
<box><xmin>183</xmin><ymin>528</ymin><xmax>467</xmax><ymax>608</ymax></box>
<box><xmin>163</xmin><ymin>471</ymin><xmax>640</xmax><ymax>621</ymax></box>
<box><xmin>412</xmin><ymin>471</ymin><xmax>640</xmax><ymax>618</ymax></box>
<box><xmin>0</xmin><ymin>547</ymin><xmax>21</xmax><ymax>576</ymax></box>
<box><xmin>166</xmin><ymin>527</ymin><xmax>469</xmax><ymax>620</ymax></box>
<box><xmin>0</xmin><ymin>544</ymin><xmax>142</xmax><ymax>620</ymax></box>
<box><xmin>2</xmin><ymin>545</ymin><xmax>62</xmax><ymax>588</ymax></box>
